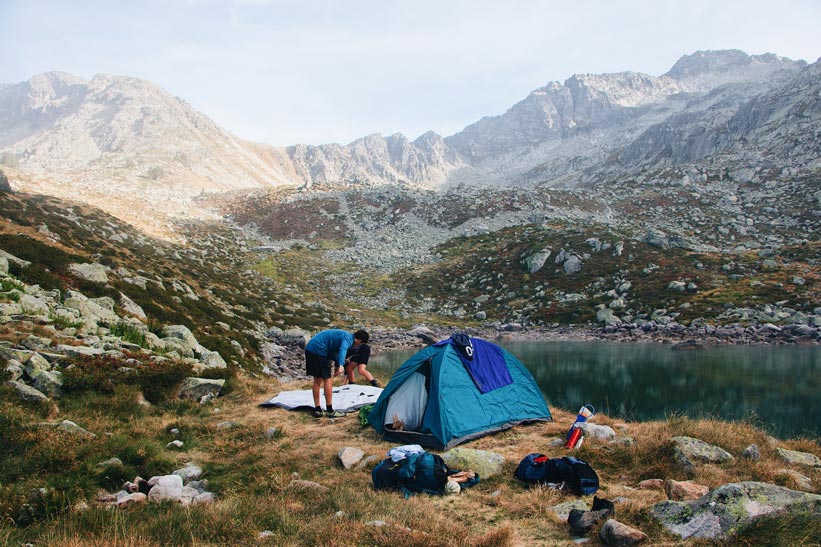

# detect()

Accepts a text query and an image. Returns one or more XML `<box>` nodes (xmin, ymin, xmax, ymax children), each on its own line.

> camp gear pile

<box><xmin>372</xmin><ymin>444</ymin><xmax>479</xmax><ymax>498</ymax></box>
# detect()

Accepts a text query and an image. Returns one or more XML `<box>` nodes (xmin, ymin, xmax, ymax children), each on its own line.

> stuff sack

<box><xmin>372</xmin><ymin>451</ymin><xmax>450</xmax><ymax>497</ymax></box>
<box><xmin>514</xmin><ymin>453</ymin><xmax>550</xmax><ymax>483</ymax></box>
<box><xmin>561</xmin><ymin>456</ymin><xmax>599</xmax><ymax>495</ymax></box>
<box><xmin>514</xmin><ymin>454</ymin><xmax>599</xmax><ymax>495</ymax></box>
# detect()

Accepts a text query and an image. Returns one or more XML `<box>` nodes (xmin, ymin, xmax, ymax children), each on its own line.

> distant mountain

<box><xmin>0</xmin><ymin>72</ymin><xmax>298</xmax><ymax>234</ymax></box>
<box><xmin>0</xmin><ymin>50</ymin><xmax>817</xmax><ymax>234</ymax></box>
<box><xmin>283</xmin><ymin>50</ymin><xmax>813</xmax><ymax>188</ymax></box>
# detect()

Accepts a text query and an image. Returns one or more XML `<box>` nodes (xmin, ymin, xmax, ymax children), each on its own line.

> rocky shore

<box><xmin>261</xmin><ymin>319</ymin><xmax>821</xmax><ymax>382</ymax></box>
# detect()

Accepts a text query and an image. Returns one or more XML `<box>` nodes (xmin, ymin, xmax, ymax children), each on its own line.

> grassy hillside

<box><xmin>2</xmin><ymin>372</ymin><xmax>819</xmax><ymax>546</ymax></box>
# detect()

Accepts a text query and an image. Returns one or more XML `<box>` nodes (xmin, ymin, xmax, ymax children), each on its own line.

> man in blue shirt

<box><xmin>305</xmin><ymin>329</ymin><xmax>369</xmax><ymax>418</ymax></box>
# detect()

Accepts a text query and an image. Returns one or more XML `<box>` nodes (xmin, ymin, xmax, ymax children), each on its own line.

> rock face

<box><xmin>649</xmin><ymin>482</ymin><xmax>821</xmax><ymax>540</ymax></box>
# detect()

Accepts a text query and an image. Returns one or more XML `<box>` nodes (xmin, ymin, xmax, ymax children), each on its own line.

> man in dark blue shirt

<box><xmin>343</xmin><ymin>330</ymin><xmax>379</xmax><ymax>387</ymax></box>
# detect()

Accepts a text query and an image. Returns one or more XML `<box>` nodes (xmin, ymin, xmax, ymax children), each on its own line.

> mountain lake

<box><xmin>369</xmin><ymin>340</ymin><xmax>821</xmax><ymax>440</ymax></box>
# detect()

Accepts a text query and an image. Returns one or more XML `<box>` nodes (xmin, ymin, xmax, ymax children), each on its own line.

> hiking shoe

<box><xmin>313</xmin><ymin>410</ymin><xmax>325</xmax><ymax>418</ymax></box>
<box><xmin>370</xmin><ymin>379</ymin><xmax>381</xmax><ymax>388</ymax></box>
<box><xmin>325</xmin><ymin>410</ymin><xmax>344</xmax><ymax>418</ymax></box>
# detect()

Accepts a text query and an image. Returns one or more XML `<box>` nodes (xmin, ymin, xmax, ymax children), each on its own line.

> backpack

<box><xmin>372</xmin><ymin>451</ymin><xmax>450</xmax><ymax>497</ymax></box>
<box><xmin>514</xmin><ymin>453</ymin><xmax>599</xmax><ymax>495</ymax></box>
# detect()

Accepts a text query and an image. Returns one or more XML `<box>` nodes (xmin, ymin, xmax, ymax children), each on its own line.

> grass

<box><xmin>1</xmin><ymin>367</ymin><xmax>818</xmax><ymax>547</ymax></box>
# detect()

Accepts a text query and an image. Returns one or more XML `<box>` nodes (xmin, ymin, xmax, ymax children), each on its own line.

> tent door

<box><xmin>383</xmin><ymin>369</ymin><xmax>429</xmax><ymax>432</ymax></box>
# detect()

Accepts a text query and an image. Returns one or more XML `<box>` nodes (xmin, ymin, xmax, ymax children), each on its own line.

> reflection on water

<box><xmin>370</xmin><ymin>341</ymin><xmax>821</xmax><ymax>439</ymax></box>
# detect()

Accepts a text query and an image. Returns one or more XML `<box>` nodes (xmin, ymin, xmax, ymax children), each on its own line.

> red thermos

<box><xmin>565</xmin><ymin>425</ymin><xmax>582</xmax><ymax>448</ymax></box>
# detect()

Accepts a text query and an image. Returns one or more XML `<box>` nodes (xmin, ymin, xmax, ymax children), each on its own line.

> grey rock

<box><xmin>649</xmin><ymin>482</ymin><xmax>821</xmax><ymax>540</ymax></box>
<box><xmin>597</xmin><ymin>308</ymin><xmax>622</xmax><ymax>326</ymax></box>
<box><xmin>670</xmin><ymin>436</ymin><xmax>734</xmax><ymax>474</ymax></box>
<box><xmin>68</xmin><ymin>263</ymin><xmax>110</xmax><ymax>283</ymax></box>
<box><xmin>522</xmin><ymin>248</ymin><xmax>552</xmax><ymax>273</ymax></box>
<box><xmin>599</xmin><ymin>519</ymin><xmax>648</xmax><ymax>546</ymax></box>
<box><xmin>441</xmin><ymin>447</ymin><xmax>505</xmax><ymax>479</ymax></box>
<box><xmin>147</xmin><ymin>475</ymin><xmax>184</xmax><ymax>502</ymax></box>
<box><xmin>7</xmin><ymin>380</ymin><xmax>49</xmax><ymax>402</ymax></box>
<box><xmin>178</xmin><ymin>377</ymin><xmax>224</xmax><ymax>402</ymax></box>
<box><xmin>51</xmin><ymin>420</ymin><xmax>95</xmax><ymax>437</ymax></box>
<box><xmin>550</xmin><ymin>499</ymin><xmax>589</xmax><ymax>521</ymax></box>
<box><xmin>563</xmin><ymin>255</ymin><xmax>582</xmax><ymax>274</ymax></box>
<box><xmin>742</xmin><ymin>444</ymin><xmax>760</xmax><ymax>460</ymax></box>
<box><xmin>578</xmin><ymin>422</ymin><xmax>616</xmax><ymax>441</ymax></box>
<box><xmin>776</xmin><ymin>447</ymin><xmax>821</xmax><ymax>467</ymax></box>
<box><xmin>173</xmin><ymin>463</ymin><xmax>203</xmax><ymax>481</ymax></box>
<box><xmin>337</xmin><ymin>447</ymin><xmax>365</xmax><ymax>469</ymax></box>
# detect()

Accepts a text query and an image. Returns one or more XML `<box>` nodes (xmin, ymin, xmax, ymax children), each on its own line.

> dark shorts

<box><xmin>306</xmin><ymin>350</ymin><xmax>333</xmax><ymax>379</ymax></box>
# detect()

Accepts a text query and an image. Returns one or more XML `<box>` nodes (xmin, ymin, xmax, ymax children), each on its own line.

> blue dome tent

<box><xmin>368</xmin><ymin>335</ymin><xmax>552</xmax><ymax>450</ymax></box>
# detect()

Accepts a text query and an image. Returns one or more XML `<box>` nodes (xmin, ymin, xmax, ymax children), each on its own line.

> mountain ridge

<box><xmin>0</xmin><ymin>49</ymin><xmax>818</xmax><ymax>235</ymax></box>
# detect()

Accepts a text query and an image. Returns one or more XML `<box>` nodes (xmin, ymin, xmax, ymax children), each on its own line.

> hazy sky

<box><xmin>2</xmin><ymin>0</ymin><xmax>819</xmax><ymax>146</ymax></box>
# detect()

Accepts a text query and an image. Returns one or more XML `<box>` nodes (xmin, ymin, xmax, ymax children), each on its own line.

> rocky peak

<box><xmin>665</xmin><ymin>49</ymin><xmax>806</xmax><ymax>91</ymax></box>
<box><xmin>568</xmin><ymin>71</ymin><xmax>685</xmax><ymax>107</ymax></box>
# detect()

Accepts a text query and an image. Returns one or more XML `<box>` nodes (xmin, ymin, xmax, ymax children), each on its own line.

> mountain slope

<box><xmin>0</xmin><ymin>71</ymin><xmax>295</xmax><ymax>190</ymax></box>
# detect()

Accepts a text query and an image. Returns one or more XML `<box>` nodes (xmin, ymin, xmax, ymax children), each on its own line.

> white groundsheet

<box><xmin>259</xmin><ymin>384</ymin><xmax>383</xmax><ymax>413</ymax></box>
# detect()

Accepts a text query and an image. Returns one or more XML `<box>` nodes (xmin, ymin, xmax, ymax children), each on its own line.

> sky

<box><xmin>1</xmin><ymin>0</ymin><xmax>819</xmax><ymax>146</ymax></box>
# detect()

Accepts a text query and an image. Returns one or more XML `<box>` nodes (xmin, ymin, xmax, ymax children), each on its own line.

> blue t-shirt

<box><xmin>305</xmin><ymin>329</ymin><xmax>354</xmax><ymax>366</ymax></box>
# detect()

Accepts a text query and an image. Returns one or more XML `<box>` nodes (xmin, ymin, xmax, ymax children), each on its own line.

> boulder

<box><xmin>563</xmin><ymin>255</ymin><xmax>582</xmax><ymax>274</ymax></box>
<box><xmin>597</xmin><ymin>308</ymin><xmax>622</xmax><ymax>326</ymax></box>
<box><xmin>775</xmin><ymin>469</ymin><xmax>814</xmax><ymax>492</ymax></box>
<box><xmin>178</xmin><ymin>377</ymin><xmax>224</xmax><ymax>402</ymax></box>
<box><xmin>173</xmin><ymin>463</ymin><xmax>203</xmax><ymax>481</ymax></box>
<box><xmin>337</xmin><ymin>447</ymin><xmax>365</xmax><ymax>469</ymax></box>
<box><xmin>68</xmin><ymin>263</ymin><xmax>110</xmax><ymax>283</ymax></box>
<box><xmin>649</xmin><ymin>482</ymin><xmax>821</xmax><ymax>540</ymax></box>
<box><xmin>7</xmin><ymin>380</ymin><xmax>49</xmax><ymax>402</ymax></box>
<box><xmin>119</xmin><ymin>292</ymin><xmax>146</xmax><ymax>321</ymax></box>
<box><xmin>441</xmin><ymin>447</ymin><xmax>505</xmax><ymax>479</ymax></box>
<box><xmin>549</xmin><ymin>499</ymin><xmax>589</xmax><ymax>520</ymax></box>
<box><xmin>578</xmin><ymin>422</ymin><xmax>616</xmax><ymax>441</ymax></box>
<box><xmin>599</xmin><ymin>519</ymin><xmax>648</xmax><ymax>546</ymax></box>
<box><xmin>638</xmin><ymin>479</ymin><xmax>664</xmax><ymax>490</ymax></box>
<box><xmin>670</xmin><ymin>436</ymin><xmax>734</xmax><ymax>475</ymax></box>
<box><xmin>776</xmin><ymin>447</ymin><xmax>821</xmax><ymax>468</ymax></box>
<box><xmin>665</xmin><ymin>479</ymin><xmax>709</xmax><ymax>501</ymax></box>
<box><xmin>522</xmin><ymin>248</ymin><xmax>552</xmax><ymax>274</ymax></box>
<box><xmin>147</xmin><ymin>475</ymin><xmax>184</xmax><ymax>502</ymax></box>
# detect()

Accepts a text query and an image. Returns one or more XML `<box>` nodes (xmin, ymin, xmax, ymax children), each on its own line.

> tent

<box><xmin>367</xmin><ymin>334</ymin><xmax>552</xmax><ymax>449</ymax></box>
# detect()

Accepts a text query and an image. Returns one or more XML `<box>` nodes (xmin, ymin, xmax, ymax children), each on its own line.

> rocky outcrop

<box><xmin>649</xmin><ymin>482</ymin><xmax>821</xmax><ymax>541</ymax></box>
<box><xmin>0</xmin><ymin>250</ymin><xmax>227</xmax><ymax>403</ymax></box>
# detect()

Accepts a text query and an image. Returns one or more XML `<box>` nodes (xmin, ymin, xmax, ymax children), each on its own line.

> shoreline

<box><xmin>264</xmin><ymin>321</ymin><xmax>821</xmax><ymax>383</ymax></box>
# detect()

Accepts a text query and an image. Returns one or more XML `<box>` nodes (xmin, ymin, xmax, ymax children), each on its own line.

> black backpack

<box><xmin>372</xmin><ymin>451</ymin><xmax>450</xmax><ymax>498</ymax></box>
<box><xmin>514</xmin><ymin>453</ymin><xmax>599</xmax><ymax>495</ymax></box>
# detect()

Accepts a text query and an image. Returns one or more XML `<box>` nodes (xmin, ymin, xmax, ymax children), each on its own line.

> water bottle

<box><xmin>565</xmin><ymin>404</ymin><xmax>595</xmax><ymax>448</ymax></box>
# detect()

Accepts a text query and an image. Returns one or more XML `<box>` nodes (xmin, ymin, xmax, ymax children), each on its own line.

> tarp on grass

<box><xmin>259</xmin><ymin>384</ymin><xmax>383</xmax><ymax>413</ymax></box>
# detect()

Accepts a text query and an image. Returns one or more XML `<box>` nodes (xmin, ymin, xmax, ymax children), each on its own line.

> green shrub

<box><xmin>50</xmin><ymin>314</ymin><xmax>84</xmax><ymax>330</ymax></box>
<box><xmin>109</xmin><ymin>322</ymin><xmax>148</xmax><ymax>348</ymax></box>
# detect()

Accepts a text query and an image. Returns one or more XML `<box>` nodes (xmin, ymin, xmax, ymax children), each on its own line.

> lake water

<box><xmin>369</xmin><ymin>341</ymin><xmax>821</xmax><ymax>440</ymax></box>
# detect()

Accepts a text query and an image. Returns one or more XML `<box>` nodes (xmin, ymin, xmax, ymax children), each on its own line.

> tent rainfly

<box><xmin>367</xmin><ymin>334</ymin><xmax>552</xmax><ymax>449</ymax></box>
